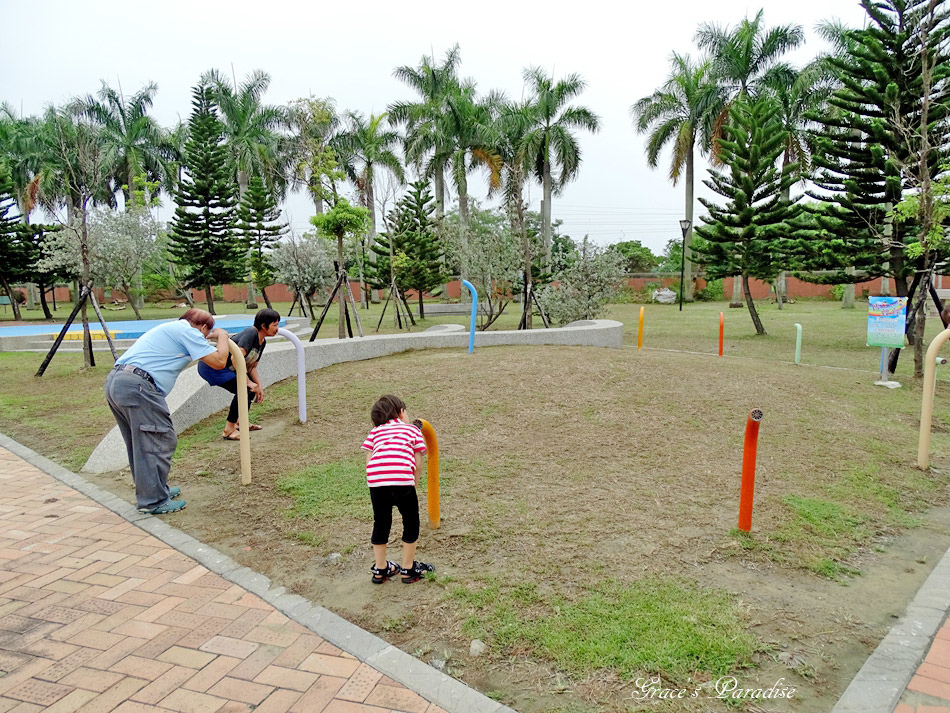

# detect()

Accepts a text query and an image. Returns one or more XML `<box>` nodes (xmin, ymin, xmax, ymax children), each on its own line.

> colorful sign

<box><xmin>867</xmin><ymin>297</ymin><xmax>907</xmax><ymax>348</ymax></box>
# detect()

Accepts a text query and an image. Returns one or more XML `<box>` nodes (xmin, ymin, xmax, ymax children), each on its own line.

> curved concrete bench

<box><xmin>83</xmin><ymin>319</ymin><xmax>622</xmax><ymax>473</ymax></box>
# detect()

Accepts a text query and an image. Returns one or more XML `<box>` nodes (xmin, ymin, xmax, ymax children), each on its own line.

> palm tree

<box><xmin>0</xmin><ymin>106</ymin><xmax>44</xmax><ymax>220</ymax></box>
<box><xmin>435</xmin><ymin>82</ymin><xmax>504</xmax><ymax>247</ymax></box>
<box><xmin>697</xmin><ymin>10</ymin><xmax>804</xmax><ymax>102</ymax></box>
<box><xmin>333</xmin><ymin>111</ymin><xmax>405</xmax><ymax>304</ymax></box>
<box><xmin>522</xmin><ymin>67</ymin><xmax>601</xmax><ymax>268</ymax></box>
<box><xmin>632</xmin><ymin>53</ymin><xmax>723</xmax><ymax>301</ymax></box>
<box><xmin>389</xmin><ymin>45</ymin><xmax>462</xmax><ymax>218</ymax></box>
<box><xmin>696</xmin><ymin>9</ymin><xmax>804</xmax><ymax>305</ymax></box>
<box><xmin>39</xmin><ymin>107</ymin><xmax>113</xmax><ymax>367</ymax></box>
<box><xmin>203</xmin><ymin>69</ymin><xmax>286</xmax><ymax>197</ymax></box>
<box><xmin>287</xmin><ymin>96</ymin><xmax>340</xmax><ymax>215</ymax></box>
<box><xmin>0</xmin><ymin>106</ymin><xmax>60</xmax><ymax>316</ymax></box>
<box><xmin>76</xmin><ymin>81</ymin><xmax>170</xmax><ymax>202</ymax></box>
<box><xmin>496</xmin><ymin>99</ymin><xmax>536</xmax><ymax>323</ymax></box>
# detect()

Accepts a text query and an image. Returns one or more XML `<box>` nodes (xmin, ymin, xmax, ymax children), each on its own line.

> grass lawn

<box><xmin>3</xmin><ymin>297</ymin><xmax>950</xmax><ymax>712</ymax></box>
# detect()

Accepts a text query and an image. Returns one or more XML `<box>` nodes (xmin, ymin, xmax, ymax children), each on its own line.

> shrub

<box><xmin>830</xmin><ymin>284</ymin><xmax>845</xmax><ymax>301</ymax></box>
<box><xmin>695</xmin><ymin>279</ymin><xmax>724</xmax><ymax>301</ymax></box>
<box><xmin>538</xmin><ymin>238</ymin><xmax>627</xmax><ymax>325</ymax></box>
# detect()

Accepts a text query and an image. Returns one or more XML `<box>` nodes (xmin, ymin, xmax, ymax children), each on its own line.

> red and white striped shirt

<box><xmin>361</xmin><ymin>419</ymin><xmax>427</xmax><ymax>487</ymax></box>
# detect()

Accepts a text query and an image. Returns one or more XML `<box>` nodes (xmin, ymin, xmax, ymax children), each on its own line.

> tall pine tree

<box><xmin>0</xmin><ymin>165</ymin><xmax>29</xmax><ymax>321</ymax></box>
<box><xmin>238</xmin><ymin>175</ymin><xmax>287</xmax><ymax>309</ymax></box>
<box><xmin>368</xmin><ymin>181</ymin><xmax>448</xmax><ymax>318</ymax></box>
<box><xmin>692</xmin><ymin>97</ymin><xmax>801</xmax><ymax>335</ymax></box>
<box><xmin>804</xmin><ymin>0</ymin><xmax>950</xmax><ymax>294</ymax></box>
<box><xmin>170</xmin><ymin>85</ymin><xmax>242</xmax><ymax>315</ymax></box>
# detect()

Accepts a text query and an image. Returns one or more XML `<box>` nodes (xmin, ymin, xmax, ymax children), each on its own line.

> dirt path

<box><xmin>82</xmin><ymin>345</ymin><xmax>950</xmax><ymax>712</ymax></box>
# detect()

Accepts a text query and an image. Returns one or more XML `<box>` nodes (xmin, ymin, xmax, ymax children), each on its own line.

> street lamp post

<box><xmin>678</xmin><ymin>219</ymin><xmax>691</xmax><ymax>312</ymax></box>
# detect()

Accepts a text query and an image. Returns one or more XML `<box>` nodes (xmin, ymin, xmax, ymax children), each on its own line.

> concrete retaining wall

<box><xmin>82</xmin><ymin>319</ymin><xmax>622</xmax><ymax>474</ymax></box>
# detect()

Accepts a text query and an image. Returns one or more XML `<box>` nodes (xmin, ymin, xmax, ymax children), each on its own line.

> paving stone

<box><xmin>0</xmin><ymin>442</ymin><xmax>520</xmax><ymax>713</ymax></box>
<box><xmin>252</xmin><ymin>665</ymin><xmax>318</xmax><ymax>692</ymax></box>
<box><xmin>158</xmin><ymin>688</ymin><xmax>230</xmax><ymax>713</ymax></box>
<box><xmin>198</xmin><ymin>636</ymin><xmax>259</xmax><ymax>660</ymax></box>
<box><xmin>288</xmin><ymin>676</ymin><xmax>346</xmax><ymax>713</ymax></box>
<box><xmin>4</xmin><ymin>679</ymin><xmax>73</xmax><ymax>706</ymax></box>
<box><xmin>59</xmin><ymin>667</ymin><xmax>125</xmax><ymax>693</ymax></box>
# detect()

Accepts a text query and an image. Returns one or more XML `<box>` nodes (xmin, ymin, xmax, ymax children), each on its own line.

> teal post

<box><xmin>461</xmin><ymin>280</ymin><xmax>477</xmax><ymax>354</ymax></box>
<box><xmin>794</xmin><ymin>323</ymin><xmax>802</xmax><ymax>365</ymax></box>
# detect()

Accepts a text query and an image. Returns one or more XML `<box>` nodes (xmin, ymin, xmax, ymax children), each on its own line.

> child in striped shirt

<box><xmin>361</xmin><ymin>395</ymin><xmax>435</xmax><ymax>584</ymax></box>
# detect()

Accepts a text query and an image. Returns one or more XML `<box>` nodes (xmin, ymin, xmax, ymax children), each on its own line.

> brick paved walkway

<box><xmin>0</xmin><ymin>445</ymin><xmax>452</xmax><ymax>713</ymax></box>
<box><xmin>896</xmin><ymin>620</ymin><xmax>950</xmax><ymax>712</ymax></box>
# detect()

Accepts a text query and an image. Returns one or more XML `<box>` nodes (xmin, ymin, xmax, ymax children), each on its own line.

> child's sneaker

<box><xmin>401</xmin><ymin>560</ymin><xmax>434</xmax><ymax>583</ymax></box>
<box><xmin>370</xmin><ymin>561</ymin><xmax>400</xmax><ymax>584</ymax></box>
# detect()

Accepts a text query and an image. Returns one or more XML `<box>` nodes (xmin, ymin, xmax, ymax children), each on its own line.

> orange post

<box><xmin>719</xmin><ymin>312</ymin><xmax>724</xmax><ymax>357</ymax></box>
<box><xmin>638</xmin><ymin>307</ymin><xmax>644</xmax><ymax>351</ymax></box>
<box><xmin>738</xmin><ymin>408</ymin><xmax>763</xmax><ymax>532</ymax></box>
<box><xmin>418</xmin><ymin>419</ymin><xmax>440</xmax><ymax>529</ymax></box>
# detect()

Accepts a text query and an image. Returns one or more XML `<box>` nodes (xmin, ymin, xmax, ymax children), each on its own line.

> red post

<box><xmin>719</xmin><ymin>312</ymin><xmax>724</xmax><ymax>357</ymax></box>
<box><xmin>738</xmin><ymin>408</ymin><xmax>763</xmax><ymax>532</ymax></box>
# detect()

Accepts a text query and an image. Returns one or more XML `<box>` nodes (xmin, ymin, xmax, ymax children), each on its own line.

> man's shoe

<box><xmin>169</xmin><ymin>486</ymin><xmax>181</xmax><ymax>498</ymax></box>
<box><xmin>139</xmin><ymin>499</ymin><xmax>186</xmax><ymax>515</ymax></box>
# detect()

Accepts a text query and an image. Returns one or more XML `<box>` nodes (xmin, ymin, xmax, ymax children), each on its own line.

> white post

<box><xmin>277</xmin><ymin>327</ymin><xmax>307</xmax><ymax>424</ymax></box>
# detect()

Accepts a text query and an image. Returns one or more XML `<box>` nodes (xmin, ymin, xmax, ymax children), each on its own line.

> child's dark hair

<box><xmin>371</xmin><ymin>394</ymin><xmax>406</xmax><ymax>426</ymax></box>
<box><xmin>254</xmin><ymin>308</ymin><xmax>280</xmax><ymax>329</ymax></box>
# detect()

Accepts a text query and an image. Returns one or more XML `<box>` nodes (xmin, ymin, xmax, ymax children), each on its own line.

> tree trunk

<box><xmin>418</xmin><ymin>291</ymin><xmax>425</xmax><ymax>319</ymax></box>
<box><xmin>337</xmin><ymin>235</ymin><xmax>346</xmax><ymax>339</ymax></box>
<box><xmin>79</xmin><ymin>208</ymin><xmax>93</xmax><ymax>368</ymax></box>
<box><xmin>25</xmin><ymin>283</ymin><xmax>35</xmax><ymax>310</ymax></box>
<box><xmin>305</xmin><ymin>291</ymin><xmax>316</xmax><ymax>320</ymax></box>
<box><xmin>311</xmin><ymin>175</ymin><xmax>325</xmax><ymax>215</ymax></box>
<box><xmin>911</xmin><ymin>261</ymin><xmax>935</xmax><ymax>379</ymax></box>
<box><xmin>132</xmin><ymin>270</ymin><xmax>145</xmax><ymax>313</ymax></box>
<box><xmin>434</xmin><ymin>166</ymin><xmax>445</xmax><ymax>219</ymax></box>
<box><xmin>730</xmin><ymin>276</ymin><xmax>743</xmax><ymax>307</ymax></box>
<box><xmin>743</xmin><ymin>275</ymin><xmax>766</xmax><ymax>335</ymax></box>
<box><xmin>458</xmin><ymin>172</ymin><xmax>470</xmax><ymax>302</ymax></box>
<box><xmin>683</xmin><ymin>145</ymin><xmax>695</xmax><ymax>301</ymax></box>
<box><xmin>434</xmin><ymin>164</ymin><xmax>450</xmax><ymax>298</ymax></box>
<box><xmin>365</xmin><ymin>176</ymin><xmax>378</xmax><ymax>304</ymax></box>
<box><xmin>542</xmin><ymin>156</ymin><xmax>553</xmax><ymax>270</ymax></box>
<box><xmin>0</xmin><ymin>277</ymin><xmax>21</xmax><ymax>321</ymax></box>
<box><xmin>259</xmin><ymin>286</ymin><xmax>273</xmax><ymax>309</ymax></box>
<box><xmin>205</xmin><ymin>286</ymin><xmax>216</xmax><ymax>315</ymax></box>
<box><xmin>518</xmin><ymin>186</ymin><xmax>532</xmax><ymax>330</ymax></box>
<box><xmin>237</xmin><ymin>170</ymin><xmax>257</xmax><ymax>309</ymax></box>
<box><xmin>123</xmin><ymin>282</ymin><xmax>144</xmax><ymax>320</ymax></box>
<box><xmin>38</xmin><ymin>281</ymin><xmax>52</xmax><ymax>319</ymax></box>
<box><xmin>775</xmin><ymin>273</ymin><xmax>785</xmax><ymax>310</ymax></box>
<box><xmin>841</xmin><ymin>267</ymin><xmax>856</xmax><ymax>308</ymax></box>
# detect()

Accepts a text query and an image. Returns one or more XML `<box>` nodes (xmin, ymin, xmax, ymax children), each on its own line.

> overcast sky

<box><xmin>2</xmin><ymin>0</ymin><xmax>870</xmax><ymax>254</ymax></box>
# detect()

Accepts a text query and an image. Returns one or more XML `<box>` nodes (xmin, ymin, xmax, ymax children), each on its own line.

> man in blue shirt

<box><xmin>105</xmin><ymin>309</ymin><xmax>230</xmax><ymax>514</ymax></box>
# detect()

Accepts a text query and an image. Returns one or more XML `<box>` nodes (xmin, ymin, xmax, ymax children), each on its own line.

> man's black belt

<box><xmin>113</xmin><ymin>363</ymin><xmax>157</xmax><ymax>388</ymax></box>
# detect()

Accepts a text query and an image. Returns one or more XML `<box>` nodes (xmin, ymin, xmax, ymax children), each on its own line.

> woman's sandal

<box><xmin>370</xmin><ymin>561</ymin><xmax>400</xmax><ymax>584</ymax></box>
<box><xmin>401</xmin><ymin>560</ymin><xmax>435</xmax><ymax>584</ymax></box>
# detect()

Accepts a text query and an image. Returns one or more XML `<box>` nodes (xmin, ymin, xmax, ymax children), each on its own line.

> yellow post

<box><xmin>227</xmin><ymin>341</ymin><xmax>252</xmax><ymax>485</ymax></box>
<box><xmin>418</xmin><ymin>419</ymin><xmax>440</xmax><ymax>529</ymax></box>
<box><xmin>918</xmin><ymin>326</ymin><xmax>950</xmax><ymax>469</ymax></box>
<box><xmin>638</xmin><ymin>307</ymin><xmax>644</xmax><ymax>351</ymax></box>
